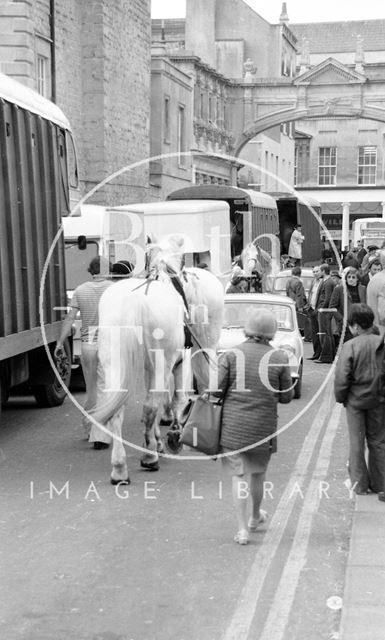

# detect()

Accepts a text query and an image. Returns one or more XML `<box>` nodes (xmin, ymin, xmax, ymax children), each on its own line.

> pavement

<box><xmin>339</xmin><ymin>481</ymin><xmax>385</xmax><ymax>639</ymax></box>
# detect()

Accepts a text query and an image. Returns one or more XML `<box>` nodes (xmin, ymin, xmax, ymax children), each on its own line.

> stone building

<box><xmin>0</xmin><ymin>0</ymin><xmax>151</xmax><ymax>206</ymax></box>
<box><xmin>291</xmin><ymin>19</ymin><xmax>385</xmax><ymax>249</ymax></box>
<box><xmin>151</xmin><ymin>0</ymin><xmax>296</xmax><ymax>199</ymax></box>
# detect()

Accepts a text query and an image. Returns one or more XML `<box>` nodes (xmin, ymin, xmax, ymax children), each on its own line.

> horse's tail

<box><xmin>184</xmin><ymin>269</ymin><xmax>224</xmax><ymax>392</ymax></box>
<box><xmin>89</xmin><ymin>295</ymin><xmax>143</xmax><ymax>426</ymax></box>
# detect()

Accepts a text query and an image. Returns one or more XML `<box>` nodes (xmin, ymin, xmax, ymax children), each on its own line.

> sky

<box><xmin>151</xmin><ymin>0</ymin><xmax>385</xmax><ymax>23</ymax></box>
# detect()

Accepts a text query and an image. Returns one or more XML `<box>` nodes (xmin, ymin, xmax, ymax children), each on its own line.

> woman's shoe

<box><xmin>248</xmin><ymin>510</ymin><xmax>268</xmax><ymax>532</ymax></box>
<box><xmin>234</xmin><ymin>529</ymin><xmax>249</xmax><ymax>545</ymax></box>
<box><xmin>93</xmin><ymin>441</ymin><xmax>110</xmax><ymax>450</ymax></box>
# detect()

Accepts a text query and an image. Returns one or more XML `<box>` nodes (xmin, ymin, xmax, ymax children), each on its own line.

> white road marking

<box><xmin>259</xmin><ymin>402</ymin><xmax>342</xmax><ymax>640</ymax></box>
<box><xmin>222</xmin><ymin>383</ymin><xmax>338</xmax><ymax>640</ymax></box>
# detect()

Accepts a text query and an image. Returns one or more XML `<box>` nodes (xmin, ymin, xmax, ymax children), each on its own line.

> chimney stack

<box><xmin>280</xmin><ymin>2</ymin><xmax>289</xmax><ymax>24</ymax></box>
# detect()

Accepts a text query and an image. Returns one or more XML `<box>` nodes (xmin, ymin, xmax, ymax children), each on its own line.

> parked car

<box><xmin>218</xmin><ymin>293</ymin><xmax>304</xmax><ymax>398</ymax></box>
<box><xmin>265</xmin><ymin>268</ymin><xmax>314</xmax><ymax>335</ymax></box>
<box><xmin>266</xmin><ymin>268</ymin><xmax>314</xmax><ymax>297</ymax></box>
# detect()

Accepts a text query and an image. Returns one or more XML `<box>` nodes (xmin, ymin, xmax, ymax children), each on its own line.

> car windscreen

<box><xmin>273</xmin><ymin>275</ymin><xmax>313</xmax><ymax>294</ymax></box>
<box><xmin>224</xmin><ymin>301</ymin><xmax>294</xmax><ymax>331</ymax></box>
<box><xmin>64</xmin><ymin>241</ymin><xmax>99</xmax><ymax>290</ymax></box>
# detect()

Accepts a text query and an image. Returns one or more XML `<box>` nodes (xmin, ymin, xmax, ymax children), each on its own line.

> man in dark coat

<box><xmin>334</xmin><ymin>303</ymin><xmax>385</xmax><ymax>497</ymax></box>
<box><xmin>305</xmin><ymin>265</ymin><xmax>324</xmax><ymax>359</ymax></box>
<box><xmin>360</xmin><ymin>258</ymin><xmax>382</xmax><ymax>287</ymax></box>
<box><xmin>315</xmin><ymin>264</ymin><xmax>337</xmax><ymax>363</ymax></box>
<box><xmin>355</xmin><ymin>240</ymin><xmax>367</xmax><ymax>267</ymax></box>
<box><xmin>285</xmin><ymin>266</ymin><xmax>307</xmax><ymax>311</ymax></box>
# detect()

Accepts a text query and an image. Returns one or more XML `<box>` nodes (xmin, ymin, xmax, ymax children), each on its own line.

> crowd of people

<box><xmin>285</xmin><ymin>244</ymin><xmax>385</xmax><ymax>364</ymax></box>
<box><xmin>284</xmin><ymin>243</ymin><xmax>385</xmax><ymax>507</ymax></box>
<box><xmin>53</xmin><ymin>243</ymin><xmax>385</xmax><ymax>546</ymax></box>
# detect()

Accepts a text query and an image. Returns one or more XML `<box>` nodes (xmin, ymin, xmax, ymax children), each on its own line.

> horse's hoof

<box><xmin>110</xmin><ymin>476</ymin><xmax>131</xmax><ymax>486</ymax></box>
<box><xmin>157</xmin><ymin>440</ymin><xmax>165</xmax><ymax>454</ymax></box>
<box><xmin>166</xmin><ymin>430</ymin><xmax>183</xmax><ymax>454</ymax></box>
<box><xmin>140</xmin><ymin>459</ymin><xmax>159</xmax><ymax>471</ymax></box>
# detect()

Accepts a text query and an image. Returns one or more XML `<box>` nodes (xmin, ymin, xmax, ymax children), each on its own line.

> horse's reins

<box><xmin>163</xmin><ymin>265</ymin><xmax>217</xmax><ymax>369</ymax></box>
<box><xmin>126</xmin><ymin>266</ymin><xmax>217</xmax><ymax>369</ymax></box>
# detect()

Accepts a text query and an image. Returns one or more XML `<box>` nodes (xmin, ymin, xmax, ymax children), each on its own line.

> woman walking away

<box><xmin>215</xmin><ymin>309</ymin><xmax>293</xmax><ymax>545</ymax></box>
<box><xmin>334</xmin><ymin>303</ymin><xmax>385</xmax><ymax>497</ymax></box>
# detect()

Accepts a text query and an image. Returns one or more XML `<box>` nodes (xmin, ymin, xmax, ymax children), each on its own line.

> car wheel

<box><xmin>293</xmin><ymin>361</ymin><xmax>303</xmax><ymax>399</ymax></box>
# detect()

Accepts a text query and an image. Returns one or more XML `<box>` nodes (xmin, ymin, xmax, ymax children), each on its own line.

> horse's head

<box><xmin>242</xmin><ymin>241</ymin><xmax>272</xmax><ymax>278</ymax></box>
<box><xmin>146</xmin><ymin>234</ymin><xmax>186</xmax><ymax>278</ymax></box>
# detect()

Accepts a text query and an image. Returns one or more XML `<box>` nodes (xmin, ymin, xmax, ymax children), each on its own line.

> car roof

<box><xmin>273</xmin><ymin>268</ymin><xmax>314</xmax><ymax>277</ymax></box>
<box><xmin>225</xmin><ymin>293</ymin><xmax>296</xmax><ymax>306</ymax></box>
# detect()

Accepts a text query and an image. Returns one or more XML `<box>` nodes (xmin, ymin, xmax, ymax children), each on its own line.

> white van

<box><xmin>352</xmin><ymin>217</ymin><xmax>385</xmax><ymax>249</ymax></box>
<box><xmin>115</xmin><ymin>199</ymin><xmax>232</xmax><ymax>284</ymax></box>
<box><xmin>63</xmin><ymin>204</ymin><xmax>144</xmax><ymax>363</ymax></box>
<box><xmin>63</xmin><ymin>200</ymin><xmax>231</xmax><ymax>362</ymax></box>
<box><xmin>63</xmin><ymin>204</ymin><xmax>143</xmax><ymax>290</ymax></box>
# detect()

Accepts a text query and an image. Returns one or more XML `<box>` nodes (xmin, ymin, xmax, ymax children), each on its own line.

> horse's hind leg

<box><xmin>140</xmin><ymin>355</ymin><xmax>177</xmax><ymax>469</ymax></box>
<box><xmin>109</xmin><ymin>407</ymin><xmax>130</xmax><ymax>485</ymax></box>
<box><xmin>140</xmin><ymin>401</ymin><xmax>160</xmax><ymax>471</ymax></box>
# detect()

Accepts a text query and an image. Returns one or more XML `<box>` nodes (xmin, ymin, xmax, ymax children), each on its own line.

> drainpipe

<box><xmin>50</xmin><ymin>0</ymin><xmax>56</xmax><ymax>102</ymax></box>
<box><xmin>341</xmin><ymin>202</ymin><xmax>351</xmax><ymax>252</ymax></box>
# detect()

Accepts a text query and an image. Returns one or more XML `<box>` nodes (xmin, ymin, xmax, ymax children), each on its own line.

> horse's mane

<box><xmin>146</xmin><ymin>234</ymin><xmax>186</xmax><ymax>277</ymax></box>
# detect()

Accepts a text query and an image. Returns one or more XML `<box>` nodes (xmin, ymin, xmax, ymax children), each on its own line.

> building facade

<box><xmin>1</xmin><ymin>0</ymin><xmax>385</xmax><ymax>248</ymax></box>
<box><xmin>0</xmin><ymin>0</ymin><xmax>152</xmax><ymax>206</ymax></box>
<box><xmin>291</xmin><ymin>19</ymin><xmax>385</xmax><ymax>250</ymax></box>
<box><xmin>151</xmin><ymin>0</ymin><xmax>296</xmax><ymax>200</ymax></box>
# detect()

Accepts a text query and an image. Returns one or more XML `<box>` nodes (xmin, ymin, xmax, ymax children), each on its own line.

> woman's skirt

<box><xmin>221</xmin><ymin>446</ymin><xmax>271</xmax><ymax>476</ymax></box>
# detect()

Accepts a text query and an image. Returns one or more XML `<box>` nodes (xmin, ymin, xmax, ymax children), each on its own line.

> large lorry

<box><xmin>0</xmin><ymin>72</ymin><xmax>79</xmax><ymax>417</ymax></box>
<box><xmin>267</xmin><ymin>192</ymin><xmax>323</xmax><ymax>266</ymax></box>
<box><xmin>167</xmin><ymin>185</ymin><xmax>322</xmax><ymax>267</ymax></box>
<box><xmin>167</xmin><ymin>185</ymin><xmax>280</xmax><ymax>263</ymax></box>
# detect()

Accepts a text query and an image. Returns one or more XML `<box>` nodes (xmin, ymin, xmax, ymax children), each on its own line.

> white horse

<box><xmin>89</xmin><ymin>236</ymin><xmax>224</xmax><ymax>484</ymax></box>
<box><xmin>241</xmin><ymin>241</ymin><xmax>273</xmax><ymax>292</ymax></box>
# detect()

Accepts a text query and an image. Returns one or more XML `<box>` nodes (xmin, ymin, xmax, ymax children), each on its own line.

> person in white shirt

<box><xmin>288</xmin><ymin>224</ymin><xmax>305</xmax><ymax>266</ymax></box>
<box><xmin>55</xmin><ymin>256</ymin><xmax>113</xmax><ymax>448</ymax></box>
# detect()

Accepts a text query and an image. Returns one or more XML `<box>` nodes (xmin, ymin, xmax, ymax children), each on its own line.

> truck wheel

<box><xmin>32</xmin><ymin>340</ymin><xmax>72</xmax><ymax>407</ymax></box>
<box><xmin>293</xmin><ymin>361</ymin><xmax>303</xmax><ymax>399</ymax></box>
<box><xmin>0</xmin><ymin>367</ymin><xmax>9</xmax><ymax>417</ymax></box>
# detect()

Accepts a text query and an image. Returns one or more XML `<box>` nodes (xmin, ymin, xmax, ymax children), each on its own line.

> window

<box><xmin>66</xmin><ymin>131</ymin><xmax>79</xmax><ymax>189</ymax></box>
<box><xmin>318</xmin><ymin>147</ymin><xmax>337</xmax><ymax>186</ymax></box>
<box><xmin>177</xmin><ymin>105</ymin><xmax>186</xmax><ymax>165</ymax></box>
<box><xmin>275</xmin><ymin>156</ymin><xmax>279</xmax><ymax>188</ymax></box>
<box><xmin>200</xmin><ymin>92</ymin><xmax>204</xmax><ymax>119</ymax></box>
<box><xmin>208</xmin><ymin>94</ymin><xmax>213</xmax><ymax>121</ymax></box>
<box><xmin>37</xmin><ymin>55</ymin><xmax>47</xmax><ymax>97</ymax></box>
<box><xmin>164</xmin><ymin>95</ymin><xmax>170</xmax><ymax>143</ymax></box>
<box><xmin>358</xmin><ymin>146</ymin><xmax>377</xmax><ymax>185</ymax></box>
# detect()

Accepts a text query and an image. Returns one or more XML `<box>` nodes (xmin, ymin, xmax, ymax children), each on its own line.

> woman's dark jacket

<box><xmin>329</xmin><ymin>282</ymin><xmax>366</xmax><ymax>329</ymax></box>
<box><xmin>215</xmin><ymin>338</ymin><xmax>293</xmax><ymax>452</ymax></box>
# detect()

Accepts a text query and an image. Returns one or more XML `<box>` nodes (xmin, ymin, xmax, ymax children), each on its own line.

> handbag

<box><xmin>179</xmin><ymin>394</ymin><xmax>223</xmax><ymax>456</ymax></box>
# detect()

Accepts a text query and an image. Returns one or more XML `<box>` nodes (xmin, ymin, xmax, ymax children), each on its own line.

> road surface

<box><xmin>0</xmin><ymin>344</ymin><xmax>353</xmax><ymax>640</ymax></box>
